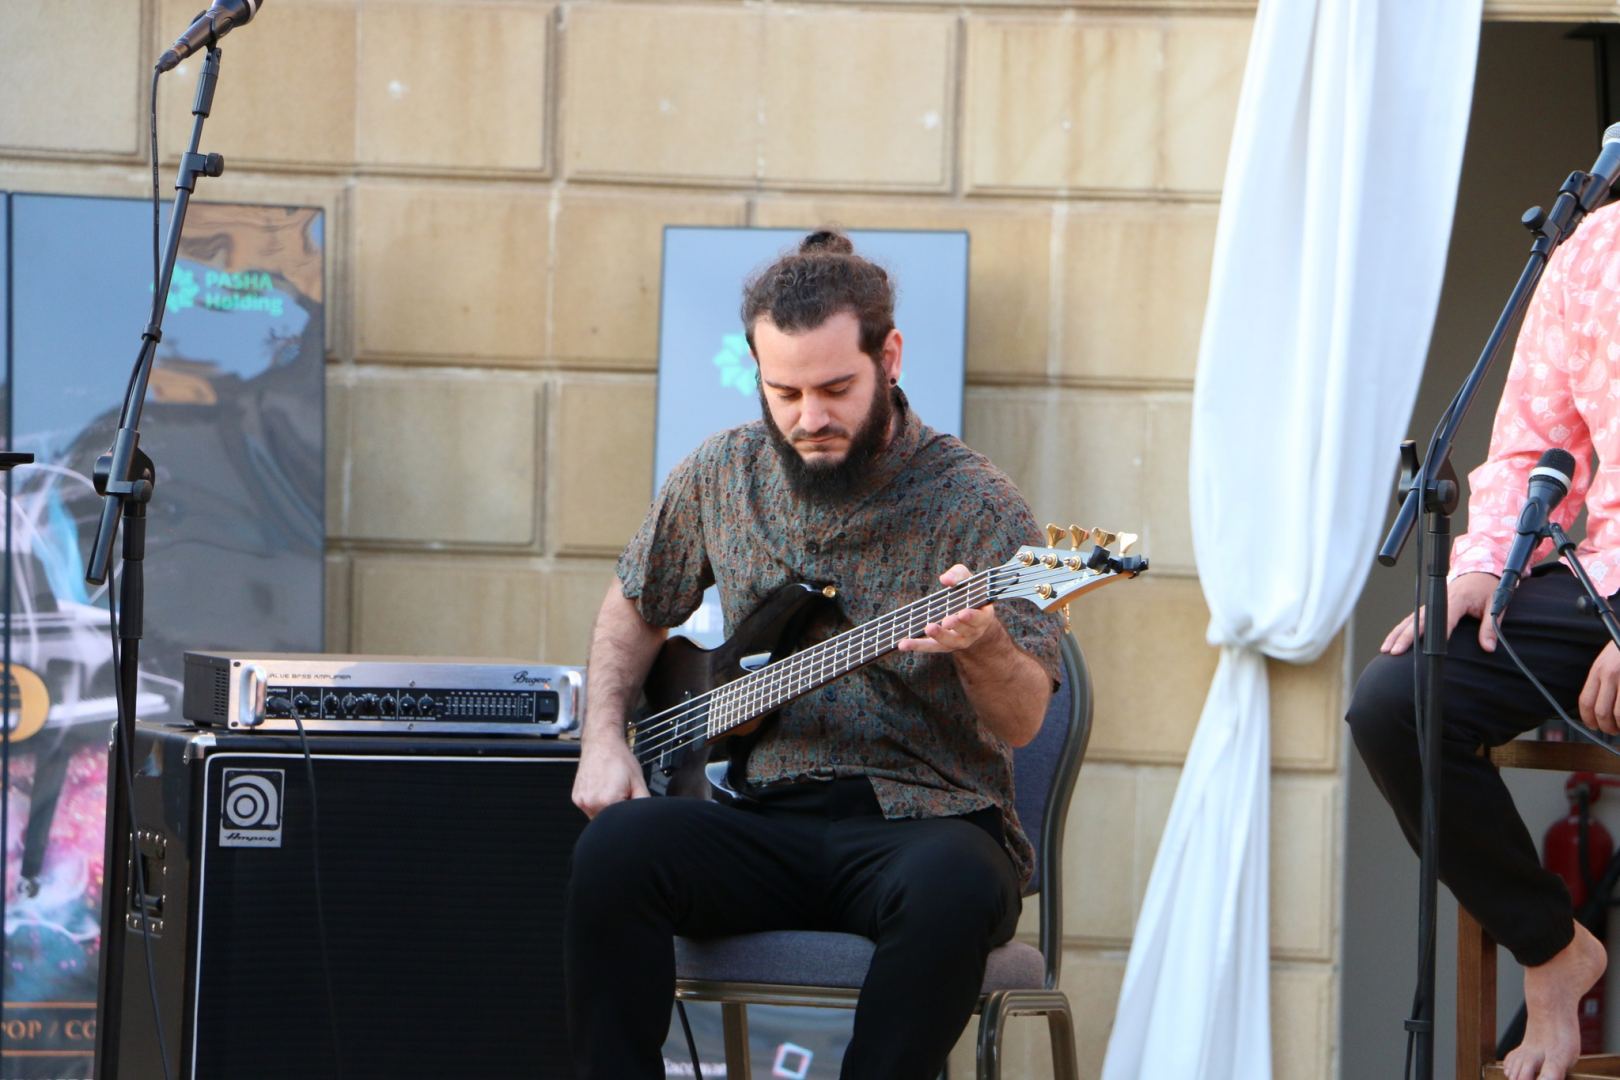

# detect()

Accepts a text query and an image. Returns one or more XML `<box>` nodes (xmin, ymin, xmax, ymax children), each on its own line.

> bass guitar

<box><xmin>630</xmin><ymin>524</ymin><xmax>1147</xmax><ymax>796</ymax></box>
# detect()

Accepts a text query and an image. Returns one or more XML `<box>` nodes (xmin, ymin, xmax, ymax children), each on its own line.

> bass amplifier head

<box><xmin>182</xmin><ymin>652</ymin><xmax>584</xmax><ymax>735</ymax></box>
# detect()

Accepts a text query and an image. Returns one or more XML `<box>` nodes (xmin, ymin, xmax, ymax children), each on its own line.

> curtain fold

<box><xmin>1100</xmin><ymin>2</ymin><xmax>1481</xmax><ymax>1076</ymax></box>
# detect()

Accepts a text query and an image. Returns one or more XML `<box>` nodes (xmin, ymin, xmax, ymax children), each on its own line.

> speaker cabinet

<box><xmin>99</xmin><ymin>723</ymin><xmax>584</xmax><ymax>1080</ymax></box>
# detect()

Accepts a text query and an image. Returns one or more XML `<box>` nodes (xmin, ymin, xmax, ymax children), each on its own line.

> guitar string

<box><xmin>628</xmin><ymin>557</ymin><xmax>1101</xmax><ymax>763</ymax></box>
<box><xmin>631</xmin><ymin>567</ymin><xmax>1003</xmax><ymax>763</ymax></box>
<box><xmin>629</xmin><ymin>560</ymin><xmax>1091</xmax><ymax>764</ymax></box>
<box><xmin>631</xmin><ymin>566</ymin><xmax>1011</xmax><ymax>760</ymax></box>
<box><xmin>632</xmin><ymin>572</ymin><xmax>982</xmax><ymax>762</ymax></box>
<box><xmin>627</xmin><ymin>557</ymin><xmax>1108</xmax><ymax>761</ymax></box>
<box><xmin>627</xmin><ymin>561</ymin><xmax>1079</xmax><ymax>764</ymax></box>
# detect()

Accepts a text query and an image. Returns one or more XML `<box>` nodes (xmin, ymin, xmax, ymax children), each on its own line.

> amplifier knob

<box><xmin>339</xmin><ymin>693</ymin><xmax>358</xmax><ymax>717</ymax></box>
<box><xmin>322</xmin><ymin>693</ymin><xmax>340</xmax><ymax>717</ymax></box>
<box><xmin>358</xmin><ymin>694</ymin><xmax>380</xmax><ymax>717</ymax></box>
<box><xmin>417</xmin><ymin>695</ymin><xmax>437</xmax><ymax>717</ymax></box>
<box><xmin>292</xmin><ymin>693</ymin><xmax>315</xmax><ymax>717</ymax></box>
<box><xmin>266</xmin><ymin>695</ymin><xmax>292</xmax><ymax>718</ymax></box>
<box><xmin>397</xmin><ymin>695</ymin><xmax>416</xmax><ymax>716</ymax></box>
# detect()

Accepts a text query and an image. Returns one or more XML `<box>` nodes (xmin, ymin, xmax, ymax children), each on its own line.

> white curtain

<box><xmin>1100</xmin><ymin>2</ymin><xmax>1481</xmax><ymax>1077</ymax></box>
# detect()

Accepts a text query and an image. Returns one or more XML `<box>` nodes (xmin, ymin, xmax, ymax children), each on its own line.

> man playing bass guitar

<box><xmin>564</xmin><ymin>231</ymin><xmax>1065</xmax><ymax>1080</ymax></box>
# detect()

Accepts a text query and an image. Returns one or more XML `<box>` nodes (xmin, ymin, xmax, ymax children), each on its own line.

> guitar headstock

<box><xmin>993</xmin><ymin>523</ymin><xmax>1149</xmax><ymax>612</ymax></box>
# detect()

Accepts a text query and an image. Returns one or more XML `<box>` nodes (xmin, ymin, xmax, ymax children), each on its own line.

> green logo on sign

<box><xmin>712</xmin><ymin>334</ymin><xmax>756</xmax><ymax>397</ymax></box>
<box><xmin>154</xmin><ymin>265</ymin><xmax>200</xmax><ymax>313</ymax></box>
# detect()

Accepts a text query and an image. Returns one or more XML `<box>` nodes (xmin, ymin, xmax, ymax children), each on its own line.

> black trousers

<box><xmin>1346</xmin><ymin>566</ymin><xmax>1613</xmax><ymax>966</ymax></box>
<box><xmin>562</xmin><ymin>778</ymin><xmax>1021</xmax><ymax>1080</ymax></box>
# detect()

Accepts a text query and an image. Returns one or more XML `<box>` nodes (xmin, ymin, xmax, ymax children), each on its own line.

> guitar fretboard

<box><xmin>628</xmin><ymin>542</ymin><xmax>1138</xmax><ymax>770</ymax></box>
<box><xmin>704</xmin><ymin>571</ymin><xmax>995</xmax><ymax>736</ymax></box>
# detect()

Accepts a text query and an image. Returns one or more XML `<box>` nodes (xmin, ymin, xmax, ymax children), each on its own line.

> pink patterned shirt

<box><xmin>1453</xmin><ymin>201</ymin><xmax>1620</xmax><ymax>594</ymax></box>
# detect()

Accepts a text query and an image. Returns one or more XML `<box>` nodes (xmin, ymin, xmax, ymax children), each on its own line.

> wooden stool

<box><xmin>1482</xmin><ymin>1058</ymin><xmax>1620</xmax><ymax>1079</ymax></box>
<box><xmin>1459</xmin><ymin>739</ymin><xmax>1620</xmax><ymax>1080</ymax></box>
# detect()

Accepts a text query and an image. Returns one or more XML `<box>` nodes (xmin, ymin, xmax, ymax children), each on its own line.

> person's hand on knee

<box><xmin>1381</xmin><ymin>572</ymin><xmax>1500</xmax><ymax>656</ymax></box>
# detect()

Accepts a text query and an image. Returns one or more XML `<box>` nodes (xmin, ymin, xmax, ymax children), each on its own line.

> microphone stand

<box><xmin>1548</xmin><ymin>522</ymin><xmax>1620</xmax><ymax>650</ymax></box>
<box><xmin>1378</xmin><ymin>165</ymin><xmax>1611</xmax><ymax>1080</ymax></box>
<box><xmin>89</xmin><ymin>47</ymin><xmax>227</xmax><ymax>1080</ymax></box>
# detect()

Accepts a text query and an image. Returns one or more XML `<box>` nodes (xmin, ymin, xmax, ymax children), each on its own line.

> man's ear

<box><xmin>882</xmin><ymin>328</ymin><xmax>903</xmax><ymax>385</ymax></box>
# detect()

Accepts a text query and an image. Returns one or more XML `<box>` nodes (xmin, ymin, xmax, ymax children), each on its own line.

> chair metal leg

<box><xmin>977</xmin><ymin>991</ymin><xmax>1078</xmax><ymax>1080</ymax></box>
<box><xmin>721</xmin><ymin>1002</ymin><xmax>751</xmax><ymax>1078</ymax></box>
<box><xmin>976</xmin><ymin>992</ymin><xmax>1010</xmax><ymax>1080</ymax></box>
<box><xmin>1044</xmin><ymin>1002</ymin><xmax>1079</xmax><ymax>1080</ymax></box>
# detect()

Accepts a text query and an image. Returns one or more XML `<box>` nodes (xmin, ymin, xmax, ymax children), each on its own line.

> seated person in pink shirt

<box><xmin>1347</xmin><ymin>203</ymin><xmax>1620</xmax><ymax>1080</ymax></box>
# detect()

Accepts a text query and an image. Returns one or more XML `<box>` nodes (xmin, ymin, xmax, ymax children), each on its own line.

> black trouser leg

<box><xmin>829</xmin><ymin>810</ymin><xmax>1021</xmax><ymax>1080</ymax></box>
<box><xmin>1346</xmin><ymin>567</ymin><xmax>1611</xmax><ymax>965</ymax></box>
<box><xmin>564</xmin><ymin>783</ymin><xmax>1022</xmax><ymax>1080</ymax></box>
<box><xmin>563</xmin><ymin>797</ymin><xmax>823</xmax><ymax>1080</ymax></box>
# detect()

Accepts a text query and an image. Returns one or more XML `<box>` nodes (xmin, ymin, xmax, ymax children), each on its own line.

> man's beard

<box><xmin>760</xmin><ymin>374</ymin><xmax>894</xmax><ymax>503</ymax></box>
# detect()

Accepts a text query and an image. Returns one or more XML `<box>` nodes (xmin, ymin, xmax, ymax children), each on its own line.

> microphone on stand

<box><xmin>1581</xmin><ymin>122</ymin><xmax>1620</xmax><ymax>212</ymax></box>
<box><xmin>1490</xmin><ymin>447</ymin><xmax>1578</xmax><ymax>617</ymax></box>
<box><xmin>156</xmin><ymin>0</ymin><xmax>264</xmax><ymax>73</ymax></box>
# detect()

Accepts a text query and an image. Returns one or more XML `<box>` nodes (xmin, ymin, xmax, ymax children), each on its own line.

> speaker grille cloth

<box><xmin>193</xmin><ymin>754</ymin><xmax>582</xmax><ymax>1078</ymax></box>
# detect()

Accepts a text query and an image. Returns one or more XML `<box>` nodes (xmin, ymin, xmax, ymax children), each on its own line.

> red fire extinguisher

<box><xmin>1542</xmin><ymin>771</ymin><xmax>1614</xmax><ymax>1055</ymax></box>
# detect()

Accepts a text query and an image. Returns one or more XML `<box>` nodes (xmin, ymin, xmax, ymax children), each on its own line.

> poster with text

<box><xmin>0</xmin><ymin>194</ymin><xmax>325</xmax><ymax>1078</ymax></box>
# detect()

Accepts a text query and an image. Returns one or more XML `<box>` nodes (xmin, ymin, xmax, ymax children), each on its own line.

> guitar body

<box><xmin>640</xmin><ymin>583</ymin><xmax>834</xmax><ymax>796</ymax></box>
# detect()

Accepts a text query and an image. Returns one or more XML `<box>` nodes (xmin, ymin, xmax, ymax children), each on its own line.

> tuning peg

<box><xmin>1116</xmin><ymin>532</ymin><xmax>1139</xmax><ymax>556</ymax></box>
<box><xmin>1067</xmin><ymin>525</ymin><xmax>1087</xmax><ymax>551</ymax></box>
<box><xmin>1090</xmin><ymin>528</ymin><xmax>1117</xmax><ymax>550</ymax></box>
<box><xmin>1045</xmin><ymin>523</ymin><xmax>1065</xmax><ymax>548</ymax></box>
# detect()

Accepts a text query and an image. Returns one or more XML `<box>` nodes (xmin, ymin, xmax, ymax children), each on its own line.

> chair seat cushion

<box><xmin>674</xmin><ymin>932</ymin><xmax>1047</xmax><ymax>993</ymax></box>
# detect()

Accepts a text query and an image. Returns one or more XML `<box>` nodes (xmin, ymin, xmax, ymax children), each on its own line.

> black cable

<box><xmin>1404</xmin><ymin>986</ymin><xmax>1419</xmax><ymax>1080</ymax></box>
<box><xmin>125</xmin><ymin>66</ymin><xmax>162</xmax><ymax>410</ymax></box>
<box><xmin>1493</xmin><ymin>614</ymin><xmax>1620</xmax><ymax>760</ymax></box>
<box><xmin>1484</xmin><ymin>611</ymin><xmax>1620</xmax><ymax>1057</ymax></box>
<box><xmin>290</xmin><ymin>715</ymin><xmax>344</xmax><ymax>1079</ymax></box>
<box><xmin>106</xmin><ymin>561</ymin><xmax>174</xmax><ymax>1080</ymax></box>
<box><xmin>1492</xmin><ymin>763</ymin><xmax>1620</xmax><ymax>1057</ymax></box>
<box><xmin>1403</xmin><ymin>484</ymin><xmax>1429</xmax><ymax>1080</ymax></box>
<box><xmin>150</xmin><ymin>66</ymin><xmax>160</xmax><ymax>335</ymax></box>
<box><xmin>676</xmin><ymin>999</ymin><xmax>702</xmax><ymax>1078</ymax></box>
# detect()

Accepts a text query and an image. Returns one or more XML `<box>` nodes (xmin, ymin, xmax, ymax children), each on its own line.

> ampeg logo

<box><xmin>220</xmin><ymin>768</ymin><xmax>285</xmax><ymax>848</ymax></box>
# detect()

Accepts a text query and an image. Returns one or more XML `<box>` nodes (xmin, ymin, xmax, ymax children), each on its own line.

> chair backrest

<box><xmin>1010</xmin><ymin>632</ymin><xmax>1092</xmax><ymax>989</ymax></box>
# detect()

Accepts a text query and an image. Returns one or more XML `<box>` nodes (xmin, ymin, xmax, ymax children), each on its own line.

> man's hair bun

<box><xmin>799</xmin><ymin>230</ymin><xmax>855</xmax><ymax>255</ymax></box>
<box><xmin>742</xmin><ymin>228</ymin><xmax>894</xmax><ymax>363</ymax></box>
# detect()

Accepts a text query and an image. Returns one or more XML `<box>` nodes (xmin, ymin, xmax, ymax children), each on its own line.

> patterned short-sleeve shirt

<box><xmin>617</xmin><ymin>394</ymin><xmax>1064</xmax><ymax>888</ymax></box>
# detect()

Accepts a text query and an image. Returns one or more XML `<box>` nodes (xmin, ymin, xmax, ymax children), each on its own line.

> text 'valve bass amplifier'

<box><xmin>181</xmin><ymin>652</ymin><xmax>584</xmax><ymax>734</ymax></box>
<box><xmin>100</xmin><ymin>722</ymin><xmax>587</xmax><ymax>1080</ymax></box>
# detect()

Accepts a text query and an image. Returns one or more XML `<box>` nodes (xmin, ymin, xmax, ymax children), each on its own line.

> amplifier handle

<box><xmin>237</xmin><ymin>664</ymin><xmax>267</xmax><ymax>728</ymax></box>
<box><xmin>562</xmin><ymin>669</ymin><xmax>585</xmax><ymax>734</ymax></box>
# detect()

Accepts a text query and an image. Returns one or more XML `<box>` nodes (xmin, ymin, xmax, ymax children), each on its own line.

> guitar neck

<box><xmin>705</xmin><ymin>569</ymin><xmax>997</xmax><ymax>736</ymax></box>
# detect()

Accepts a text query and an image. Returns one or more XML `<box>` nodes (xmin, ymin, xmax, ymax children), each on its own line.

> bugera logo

<box><xmin>511</xmin><ymin>671</ymin><xmax>552</xmax><ymax>687</ymax></box>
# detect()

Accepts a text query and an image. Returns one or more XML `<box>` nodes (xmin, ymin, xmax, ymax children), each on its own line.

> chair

<box><xmin>674</xmin><ymin>631</ymin><xmax>1093</xmax><ymax>1079</ymax></box>
<box><xmin>1458</xmin><ymin>738</ymin><xmax>1620</xmax><ymax>1079</ymax></box>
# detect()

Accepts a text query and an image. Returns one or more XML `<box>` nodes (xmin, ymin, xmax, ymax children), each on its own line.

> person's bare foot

<box><xmin>1502</xmin><ymin>921</ymin><xmax>1607</xmax><ymax>1080</ymax></box>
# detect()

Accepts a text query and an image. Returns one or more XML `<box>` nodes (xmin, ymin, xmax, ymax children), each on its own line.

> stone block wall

<box><xmin>29</xmin><ymin>1</ymin><xmax>1605</xmax><ymax>1075</ymax></box>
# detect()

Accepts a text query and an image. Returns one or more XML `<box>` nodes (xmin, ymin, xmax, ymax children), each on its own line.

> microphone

<box><xmin>1490</xmin><ymin>447</ymin><xmax>1578</xmax><ymax>617</ymax></box>
<box><xmin>1580</xmin><ymin>122</ymin><xmax>1620</xmax><ymax>212</ymax></box>
<box><xmin>156</xmin><ymin>0</ymin><xmax>264</xmax><ymax>73</ymax></box>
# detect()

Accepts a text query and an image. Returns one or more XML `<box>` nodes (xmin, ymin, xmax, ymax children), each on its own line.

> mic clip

<box><xmin>1394</xmin><ymin>440</ymin><xmax>1459</xmax><ymax>514</ymax></box>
